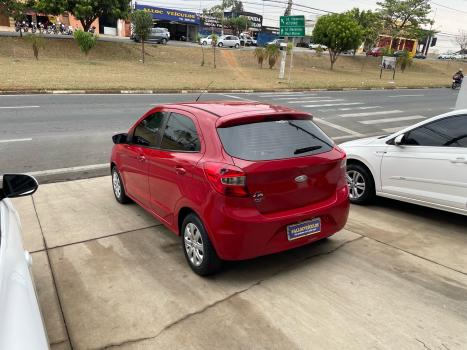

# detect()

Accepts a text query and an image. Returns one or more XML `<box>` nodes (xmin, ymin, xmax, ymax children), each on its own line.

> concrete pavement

<box><xmin>15</xmin><ymin>176</ymin><xmax>467</xmax><ymax>350</ymax></box>
<box><xmin>0</xmin><ymin>89</ymin><xmax>460</xmax><ymax>183</ymax></box>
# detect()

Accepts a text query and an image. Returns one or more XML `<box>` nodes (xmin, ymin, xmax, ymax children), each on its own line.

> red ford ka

<box><xmin>110</xmin><ymin>101</ymin><xmax>349</xmax><ymax>275</ymax></box>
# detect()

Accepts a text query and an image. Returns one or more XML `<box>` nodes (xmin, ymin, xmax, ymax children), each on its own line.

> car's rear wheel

<box><xmin>112</xmin><ymin>166</ymin><xmax>130</xmax><ymax>204</ymax></box>
<box><xmin>182</xmin><ymin>213</ymin><xmax>222</xmax><ymax>276</ymax></box>
<box><xmin>346</xmin><ymin>163</ymin><xmax>375</xmax><ymax>204</ymax></box>
<box><xmin>234</xmin><ymin>43</ymin><xmax>239</xmax><ymax>48</ymax></box>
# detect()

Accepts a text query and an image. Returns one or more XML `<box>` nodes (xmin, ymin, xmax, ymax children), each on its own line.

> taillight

<box><xmin>203</xmin><ymin>162</ymin><xmax>249</xmax><ymax>197</ymax></box>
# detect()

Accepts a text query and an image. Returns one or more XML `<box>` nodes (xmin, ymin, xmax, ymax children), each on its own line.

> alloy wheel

<box><xmin>346</xmin><ymin>170</ymin><xmax>366</xmax><ymax>200</ymax></box>
<box><xmin>112</xmin><ymin>171</ymin><xmax>122</xmax><ymax>199</ymax></box>
<box><xmin>184</xmin><ymin>223</ymin><xmax>204</xmax><ymax>267</ymax></box>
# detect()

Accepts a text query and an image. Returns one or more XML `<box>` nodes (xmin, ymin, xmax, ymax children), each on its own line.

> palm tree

<box><xmin>265</xmin><ymin>44</ymin><xmax>280</xmax><ymax>69</ymax></box>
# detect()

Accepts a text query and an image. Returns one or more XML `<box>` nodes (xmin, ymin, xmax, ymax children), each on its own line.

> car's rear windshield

<box><xmin>217</xmin><ymin>118</ymin><xmax>334</xmax><ymax>161</ymax></box>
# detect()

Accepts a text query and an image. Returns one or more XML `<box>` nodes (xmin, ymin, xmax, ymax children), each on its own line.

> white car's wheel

<box><xmin>346</xmin><ymin>163</ymin><xmax>375</xmax><ymax>204</ymax></box>
<box><xmin>234</xmin><ymin>43</ymin><xmax>239</xmax><ymax>49</ymax></box>
<box><xmin>218</xmin><ymin>42</ymin><xmax>223</xmax><ymax>47</ymax></box>
<box><xmin>202</xmin><ymin>41</ymin><xmax>207</xmax><ymax>45</ymax></box>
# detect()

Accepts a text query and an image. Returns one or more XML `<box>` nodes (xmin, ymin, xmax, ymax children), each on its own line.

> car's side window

<box><xmin>160</xmin><ymin>113</ymin><xmax>201</xmax><ymax>152</ymax></box>
<box><xmin>404</xmin><ymin>115</ymin><xmax>467</xmax><ymax>147</ymax></box>
<box><xmin>133</xmin><ymin>112</ymin><xmax>168</xmax><ymax>147</ymax></box>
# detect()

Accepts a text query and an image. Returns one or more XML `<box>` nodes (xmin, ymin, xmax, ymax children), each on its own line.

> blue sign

<box><xmin>135</xmin><ymin>4</ymin><xmax>200</xmax><ymax>25</ymax></box>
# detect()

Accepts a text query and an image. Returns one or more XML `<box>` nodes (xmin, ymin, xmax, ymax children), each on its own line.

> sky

<box><xmin>136</xmin><ymin>0</ymin><xmax>467</xmax><ymax>52</ymax></box>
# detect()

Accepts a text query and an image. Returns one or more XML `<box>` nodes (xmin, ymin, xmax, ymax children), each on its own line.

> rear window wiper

<box><xmin>293</xmin><ymin>145</ymin><xmax>322</xmax><ymax>155</ymax></box>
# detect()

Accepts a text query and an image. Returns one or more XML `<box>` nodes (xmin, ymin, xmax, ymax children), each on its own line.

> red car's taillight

<box><xmin>203</xmin><ymin>162</ymin><xmax>249</xmax><ymax>197</ymax></box>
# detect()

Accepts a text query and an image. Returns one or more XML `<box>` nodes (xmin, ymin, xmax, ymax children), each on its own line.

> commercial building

<box><xmin>134</xmin><ymin>3</ymin><xmax>200</xmax><ymax>41</ymax></box>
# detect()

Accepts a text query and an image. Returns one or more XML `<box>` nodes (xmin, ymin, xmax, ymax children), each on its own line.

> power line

<box><xmin>431</xmin><ymin>1</ymin><xmax>467</xmax><ymax>15</ymax></box>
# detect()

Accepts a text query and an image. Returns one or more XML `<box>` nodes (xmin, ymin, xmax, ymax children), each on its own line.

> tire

<box><xmin>181</xmin><ymin>213</ymin><xmax>222</xmax><ymax>276</ymax></box>
<box><xmin>218</xmin><ymin>42</ymin><xmax>223</xmax><ymax>47</ymax></box>
<box><xmin>202</xmin><ymin>41</ymin><xmax>207</xmax><ymax>45</ymax></box>
<box><xmin>234</xmin><ymin>43</ymin><xmax>239</xmax><ymax>49</ymax></box>
<box><xmin>111</xmin><ymin>166</ymin><xmax>131</xmax><ymax>204</ymax></box>
<box><xmin>161</xmin><ymin>38</ymin><xmax>167</xmax><ymax>45</ymax></box>
<box><xmin>346</xmin><ymin>163</ymin><xmax>375</xmax><ymax>204</ymax></box>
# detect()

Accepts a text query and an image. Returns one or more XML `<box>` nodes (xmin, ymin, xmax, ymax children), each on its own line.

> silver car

<box><xmin>217</xmin><ymin>35</ymin><xmax>240</xmax><ymax>48</ymax></box>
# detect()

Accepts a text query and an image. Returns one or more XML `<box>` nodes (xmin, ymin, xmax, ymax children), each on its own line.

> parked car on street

<box><xmin>110</xmin><ymin>102</ymin><xmax>350</xmax><ymax>275</ymax></box>
<box><xmin>309</xmin><ymin>43</ymin><xmax>328</xmax><ymax>51</ymax></box>
<box><xmin>239</xmin><ymin>33</ymin><xmax>253</xmax><ymax>46</ymax></box>
<box><xmin>340</xmin><ymin>110</ymin><xmax>467</xmax><ymax>216</ymax></box>
<box><xmin>201</xmin><ymin>34</ymin><xmax>215</xmax><ymax>46</ymax></box>
<box><xmin>366</xmin><ymin>47</ymin><xmax>384</xmax><ymax>57</ymax></box>
<box><xmin>134</xmin><ymin>27</ymin><xmax>170</xmax><ymax>44</ymax></box>
<box><xmin>438</xmin><ymin>53</ymin><xmax>455</xmax><ymax>60</ymax></box>
<box><xmin>0</xmin><ymin>174</ymin><xmax>49</xmax><ymax>350</ymax></box>
<box><xmin>267</xmin><ymin>39</ymin><xmax>287</xmax><ymax>50</ymax></box>
<box><xmin>217</xmin><ymin>35</ymin><xmax>240</xmax><ymax>48</ymax></box>
<box><xmin>414</xmin><ymin>52</ymin><xmax>427</xmax><ymax>59</ymax></box>
<box><xmin>393</xmin><ymin>50</ymin><xmax>408</xmax><ymax>57</ymax></box>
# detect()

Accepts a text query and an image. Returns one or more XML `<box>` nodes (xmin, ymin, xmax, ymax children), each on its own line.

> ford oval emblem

<box><xmin>295</xmin><ymin>175</ymin><xmax>308</xmax><ymax>183</ymax></box>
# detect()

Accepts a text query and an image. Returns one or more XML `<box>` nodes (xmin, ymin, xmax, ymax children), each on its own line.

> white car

<box><xmin>201</xmin><ymin>34</ymin><xmax>215</xmax><ymax>46</ymax></box>
<box><xmin>217</xmin><ymin>35</ymin><xmax>240</xmax><ymax>48</ymax></box>
<box><xmin>0</xmin><ymin>174</ymin><xmax>49</xmax><ymax>349</ymax></box>
<box><xmin>340</xmin><ymin>110</ymin><xmax>467</xmax><ymax>216</ymax></box>
<box><xmin>438</xmin><ymin>53</ymin><xmax>455</xmax><ymax>60</ymax></box>
<box><xmin>309</xmin><ymin>43</ymin><xmax>328</xmax><ymax>51</ymax></box>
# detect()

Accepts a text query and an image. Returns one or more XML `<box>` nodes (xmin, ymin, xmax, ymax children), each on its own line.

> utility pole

<box><xmin>279</xmin><ymin>0</ymin><xmax>293</xmax><ymax>79</ymax></box>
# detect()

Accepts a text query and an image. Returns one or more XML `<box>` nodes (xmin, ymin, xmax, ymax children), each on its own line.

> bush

<box><xmin>25</xmin><ymin>34</ymin><xmax>45</xmax><ymax>60</ymax></box>
<box><xmin>73</xmin><ymin>30</ymin><xmax>96</xmax><ymax>56</ymax></box>
<box><xmin>397</xmin><ymin>50</ymin><xmax>413</xmax><ymax>72</ymax></box>
<box><xmin>253</xmin><ymin>47</ymin><xmax>266</xmax><ymax>68</ymax></box>
<box><xmin>265</xmin><ymin>44</ymin><xmax>280</xmax><ymax>69</ymax></box>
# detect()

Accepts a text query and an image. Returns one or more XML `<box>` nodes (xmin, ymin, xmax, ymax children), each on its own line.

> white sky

<box><xmin>137</xmin><ymin>0</ymin><xmax>467</xmax><ymax>52</ymax></box>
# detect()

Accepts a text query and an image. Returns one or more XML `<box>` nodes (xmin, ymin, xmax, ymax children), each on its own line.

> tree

<box><xmin>455</xmin><ymin>30</ymin><xmax>467</xmax><ymax>53</ymax></box>
<box><xmin>226</xmin><ymin>16</ymin><xmax>250</xmax><ymax>36</ymax></box>
<box><xmin>312</xmin><ymin>13</ymin><xmax>363</xmax><ymax>70</ymax></box>
<box><xmin>25</xmin><ymin>34</ymin><xmax>45</xmax><ymax>60</ymax></box>
<box><xmin>347</xmin><ymin>8</ymin><xmax>384</xmax><ymax>52</ymax></box>
<box><xmin>265</xmin><ymin>44</ymin><xmax>280</xmax><ymax>69</ymax></box>
<box><xmin>377</xmin><ymin>0</ymin><xmax>433</xmax><ymax>40</ymax></box>
<box><xmin>211</xmin><ymin>33</ymin><xmax>218</xmax><ymax>68</ymax></box>
<box><xmin>205</xmin><ymin>0</ymin><xmax>242</xmax><ymax>35</ymax></box>
<box><xmin>196</xmin><ymin>33</ymin><xmax>205</xmax><ymax>66</ymax></box>
<box><xmin>73</xmin><ymin>30</ymin><xmax>96</xmax><ymax>56</ymax></box>
<box><xmin>0</xmin><ymin>0</ymin><xmax>35</xmax><ymax>37</ymax></box>
<box><xmin>38</xmin><ymin>0</ymin><xmax>130</xmax><ymax>32</ymax></box>
<box><xmin>253</xmin><ymin>47</ymin><xmax>266</xmax><ymax>68</ymax></box>
<box><xmin>130</xmin><ymin>10</ymin><xmax>153</xmax><ymax>63</ymax></box>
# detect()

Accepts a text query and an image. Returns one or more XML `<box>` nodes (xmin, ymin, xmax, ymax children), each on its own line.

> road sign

<box><xmin>279</xmin><ymin>15</ymin><xmax>305</xmax><ymax>37</ymax></box>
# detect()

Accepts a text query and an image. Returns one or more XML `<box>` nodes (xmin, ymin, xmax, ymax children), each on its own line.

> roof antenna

<box><xmin>195</xmin><ymin>81</ymin><xmax>214</xmax><ymax>102</ymax></box>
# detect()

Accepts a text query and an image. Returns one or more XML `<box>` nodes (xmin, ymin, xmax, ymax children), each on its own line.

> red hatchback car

<box><xmin>111</xmin><ymin>102</ymin><xmax>349</xmax><ymax>275</ymax></box>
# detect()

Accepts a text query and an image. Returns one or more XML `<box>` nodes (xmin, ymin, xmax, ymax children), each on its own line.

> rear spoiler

<box><xmin>216</xmin><ymin>112</ymin><xmax>313</xmax><ymax>128</ymax></box>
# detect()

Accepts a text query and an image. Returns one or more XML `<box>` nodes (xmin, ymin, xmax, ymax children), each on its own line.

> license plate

<box><xmin>287</xmin><ymin>218</ymin><xmax>321</xmax><ymax>241</ymax></box>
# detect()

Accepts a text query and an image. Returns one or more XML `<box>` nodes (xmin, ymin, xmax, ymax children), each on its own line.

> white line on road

<box><xmin>26</xmin><ymin>163</ymin><xmax>109</xmax><ymax>177</ymax></box>
<box><xmin>339</xmin><ymin>110</ymin><xmax>403</xmax><ymax>118</ymax></box>
<box><xmin>338</xmin><ymin>106</ymin><xmax>382</xmax><ymax>111</ymax></box>
<box><xmin>360</xmin><ymin>115</ymin><xmax>425</xmax><ymax>125</ymax></box>
<box><xmin>276</xmin><ymin>96</ymin><xmax>319</xmax><ymax>100</ymax></box>
<box><xmin>0</xmin><ymin>138</ymin><xmax>32</xmax><ymax>143</ymax></box>
<box><xmin>219</xmin><ymin>94</ymin><xmax>257</xmax><ymax>101</ymax></box>
<box><xmin>288</xmin><ymin>99</ymin><xmax>343</xmax><ymax>104</ymax></box>
<box><xmin>313</xmin><ymin>117</ymin><xmax>364</xmax><ymax>137</ymax></box>
<box><xmin>0</xmin><ymin>106</ymin><xmax>40</xmax><ymax>109</ymax></box>
<box><xmin>304</xmin><ymin>102</ymin><xmax>363</xmax><ymax>108</ymax></box>
<box><xmin>388</xmin><ymin>94</ymin><xmax>424</xmax><ymax>98</ymax></box>
<box><xmin>332</xmin><ymin>135</ymin><xmax>358</xmax><ymax>141</ymax></box>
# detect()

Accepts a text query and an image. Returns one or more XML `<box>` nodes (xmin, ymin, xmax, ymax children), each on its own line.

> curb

<box><xmin>0</xmin><ymin>86</ymin><xmax>450</xmax><ymax>95</ymax></box>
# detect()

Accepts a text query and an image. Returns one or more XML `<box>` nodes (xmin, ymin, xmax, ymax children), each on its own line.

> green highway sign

<box><xmin>279</xmin><ymin>15</ymin><xmax>305</xmax><ymax>37</ymax></box>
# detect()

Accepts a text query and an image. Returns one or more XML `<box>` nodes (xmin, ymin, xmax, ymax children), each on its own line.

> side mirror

<box><xmin>394</xmin><ymin>134</ymin><xmax>405</xmax><ymax>146</ymax></box>
<box><xmin>1</xmin><ymin>174</ymin><xmax>38</xmax><ymax>200</ymax></box>
<box><xmin>112</xmin><ymin>133</ymin><xmax>128</xmax><ymax>144</ymax></box>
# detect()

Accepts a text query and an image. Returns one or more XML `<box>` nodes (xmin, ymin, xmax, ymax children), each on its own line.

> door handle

<box><xmin>450</xmin><ymin>157</ymin><xmax>467</xmax><ymax>164</ymax></box>
<box><xmin>137</xmin><ymin>155</ymin><xmax>146</xmax><ymax>162</ymax></box>
<box><xmin>175</xmin><ymin>166</ymin><xmax>186</xmax><ymax>175</ymax></box>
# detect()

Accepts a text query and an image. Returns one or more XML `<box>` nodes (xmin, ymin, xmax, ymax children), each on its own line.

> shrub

<box><xmin>265</xmin><ymin>44</ymin><xmax>280</xmax><ymax>69</ymax></box>
<box><xmin>25</xmin><ymin>34</ymin><xmax>45</xmax><ymax>60</ymax></box>
<box><xmin>397</xmin><ymin>50</ymin><xmax>413</xmax><ymax>72</ymax></box>
<box><xmin>253</xmin><ymin>47</ymin><xmax>266</xmax><ymax>68</ymax></box>
<box><xmin>73</xmin><ymin>30</ymin><xmax>96</xmax><ymax>56</ymax></box>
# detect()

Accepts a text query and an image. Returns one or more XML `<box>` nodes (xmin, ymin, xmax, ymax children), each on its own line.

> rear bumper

<box><xmin>205</xmin><ymin>187</ymin><xmax>349</xmax><ymax>261</ymax></box>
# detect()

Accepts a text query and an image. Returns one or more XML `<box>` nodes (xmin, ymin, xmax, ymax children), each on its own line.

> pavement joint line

<box><xmin>345</xmin><ymin>228</ymin><xmax>467</xmax><ymax>276</ymax></box>
<box><xmin>31</xmin><ymin>195</ymin><xmax>75</xmax><ymax>350</ymax></box>
<box><xmin>46</xmin><ymin>224</ymin><xmax>163</xmax><ymax>251</ymax></box>
<box><xmin>98</xmin><ymin>235</ymin><xmax>364</xmax><ymax>350</ymax></box>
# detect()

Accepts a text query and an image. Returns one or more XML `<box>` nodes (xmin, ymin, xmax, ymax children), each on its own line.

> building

<box><xmin>378</xmin><ymin>35</ymin><xmax>418</xmax><ymax>56</ymax></box>
<box><xmin>134</xmin><ymin>3</ymin><xmax>200</xmax><ymax>41</ymax></box>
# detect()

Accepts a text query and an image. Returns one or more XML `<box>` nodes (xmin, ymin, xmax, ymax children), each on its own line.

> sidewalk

<box><xmin>16</xmin><ymin>177</ymin><xmax>467</xmax><ymax>349</ymax></box>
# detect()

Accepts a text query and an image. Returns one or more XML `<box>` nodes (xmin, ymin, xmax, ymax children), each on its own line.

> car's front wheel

<box><xmin>182</xmin><ymin>213</ymin><xmax>222</xmax><ymax>276</ymax></box>
<box><xmin>218</xmin><ymin>42</ymin><xmax>223</xmax><ymax>47</ymax></box>
<box><xmin>234</xmin><ymin>43</ymin><xmax>240</xmax><ymax>48</ymax></box>
<box><xmin>161</xmin><ymin>38</ymin><xmax>167</xmax><ymax>44</ymax></box>
<box><xmin>112</xmin><ymin>166</ymin><xmax>130</xmax><ymax>204</ymax></box>
<box><xmin>346</xmin><ymin>163</ymin><xmax>375</xmax><ymax>204</ymax></box>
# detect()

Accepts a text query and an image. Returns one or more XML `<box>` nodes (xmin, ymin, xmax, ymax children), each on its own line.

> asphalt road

<box><xmin>0</xmin><ymin>88</ymin><xmax>460</xmax><ymax>182</ymax></box>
